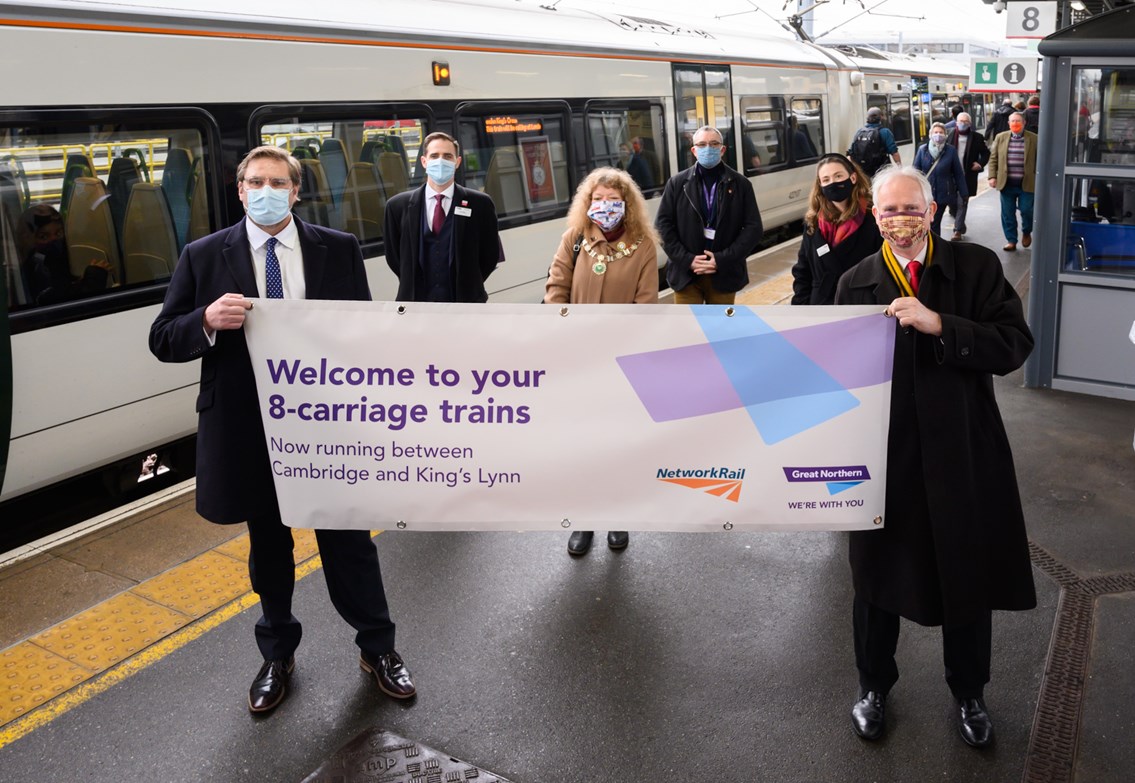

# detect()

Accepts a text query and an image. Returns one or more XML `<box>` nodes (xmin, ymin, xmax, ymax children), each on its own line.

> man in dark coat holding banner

<box><xmin>150</xmin><ymin>145</ymin><xmax>415</xmax><ymax>715</ymax></box>
<box><xmin>834</xmin><ymin>166</ymin><xmax>1035</xmax><ymax>749</ymax></box>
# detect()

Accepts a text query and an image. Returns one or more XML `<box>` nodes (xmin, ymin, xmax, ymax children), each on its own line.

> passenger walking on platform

<box><xmin>384</xmin><ymin>131</ymin><xmax>501</xmax><ymax>302</ymax></box>
<box><xmin>846</xmin><ymin>107</ymin><xmax>901</xmax><ymax>178</ymax></box>
<box><xmin>655</xmin><ymin>125</ymin><xmax>763</xmax><ymax>304</ymax></box>
<box><xmin>987</xmin><ymin>112</ymin><xmax>1039</xmax><ymax>251</ymax></box>
<box><xmin>835</xmin><ymin>166</ymin><xmax>1036</xmax><ymax>750</ymax></box>
<box><xmin>149</xmin><ymin>145</ymin><xmax>416</xmax><ymax>715</ymax></box>
<box><xmin>946</xmin><ymin>112</ymin><xmax>991</xmax><ymax>240</ymax></box>
<box><xmin>984</xmin><ymin>99</ymin><xmax>1015</xmax><ymax>142</ymax></box>
<box><xmin>790</xmin><ymin>153</ymin><xmax>881</xmax><ymax>305</ymax></box>
<box><xmin>1024</xmin><ymin>95</ymin><xmax>1041</xmax><ymax>136</ymax></box>
<box><xmin>912</xmin><ymin>122</ymin><xmax>968</xmax><ymax>237</ymax></box>
<box><xmin>545</xmin><ymin>166</ymin><xmax>659</xmax><ymax>555</ymax></box>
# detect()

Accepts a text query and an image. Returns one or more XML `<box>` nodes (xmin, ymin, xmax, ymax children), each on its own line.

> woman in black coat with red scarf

<box><xmin>791</xmin><ymin>153</ymin><xmax>882</xmax><ymax>305</ymax></box>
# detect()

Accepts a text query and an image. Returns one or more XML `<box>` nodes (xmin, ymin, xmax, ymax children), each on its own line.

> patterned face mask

<box><xmin>877</xmin><ymin>210</ymin><xmax>929</xmax><ymax>251</ymax></box>
<box><xmin>587</xmin><ymin>199</ymin><xmax>626</xmax><ymax>231</ymax></box>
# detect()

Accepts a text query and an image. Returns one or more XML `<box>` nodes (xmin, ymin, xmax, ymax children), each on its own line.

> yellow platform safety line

<box><xmin>0</xmin><ymin>527</ymin><xmax>362</xmax><ymax>749</ymax></box>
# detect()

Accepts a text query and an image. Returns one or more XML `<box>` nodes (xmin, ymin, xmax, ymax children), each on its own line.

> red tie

<box><xmin>431</xmin><ymin>194</ymin><xmax>445</xmax><ymax>234</ymax></box>
<box><xmin>907</xmin><ymin>260</ymin><xmax>922</xmax><ymax>295</ymax></box>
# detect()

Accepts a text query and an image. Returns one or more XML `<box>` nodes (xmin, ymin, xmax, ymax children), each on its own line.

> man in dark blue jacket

<box><xmin>150</xmin><ymin>146</ymin><xmax>415</xmax><ymax>715</ymax></box>
<box><xmin>655</xmin><ymin>126</ymin><xmax>763</xmax><ymax>304</ymax></box>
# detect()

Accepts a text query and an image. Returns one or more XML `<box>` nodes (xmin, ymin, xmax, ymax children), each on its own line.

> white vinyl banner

<box><xmin>243</xmin><ymin>301</ymin><xmax>895</xmax><ymax>532</ymax></box>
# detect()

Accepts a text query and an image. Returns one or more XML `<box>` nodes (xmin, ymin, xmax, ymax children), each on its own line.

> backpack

<box><xmin>848</xmin><ymin>126</ymin><xmax>887</xmax><ymax>176</ymax></box>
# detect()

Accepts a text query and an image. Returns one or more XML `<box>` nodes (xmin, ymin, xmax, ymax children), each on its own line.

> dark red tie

<box><xmin>907</xmin><ymin>260</ymin><xmax>922</xmax><ymax>295</ymax></box>
<box><xmin>431</xmin><ymin>194</ymin><xmax>445</xmax><ymax>234</ymax></box>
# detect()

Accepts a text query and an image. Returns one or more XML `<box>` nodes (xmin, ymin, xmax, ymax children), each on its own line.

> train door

<box><xmin>672</xmin><ymin>64</ymin><xmax>736</xmax><ymax>171</ymax></box>
<box><xmin>910</xmin><ymin>75</ymin><xmax>932</xmax><ymax>147</ymax></box>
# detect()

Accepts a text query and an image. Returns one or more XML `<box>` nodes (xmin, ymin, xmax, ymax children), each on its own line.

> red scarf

<box><xmin>818</xmin><ymin>201</ymin><xmax>866</xmax><ymax>247</ymax></box>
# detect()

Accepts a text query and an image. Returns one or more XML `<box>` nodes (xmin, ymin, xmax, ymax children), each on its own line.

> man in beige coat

<box><xmin>986</xmin><ymin>112</ymin><xmax>1038</xmax><ymax>251</ymax></box>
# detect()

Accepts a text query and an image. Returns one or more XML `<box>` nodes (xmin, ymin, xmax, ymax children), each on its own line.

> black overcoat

<box><xmin>946</xmin><ymin>128</ymin><xmax>991</xmax><ymax>197</ymax></box>
<box><xmin>791</xmin><ymin>211</ymin><xmax>882</xmax><ymax>305</ymax></box>
<box><xmin>149</xmin><ymin>217</ymin><xmax>371</xmax><ymax>524</ymax></box>
<box><xmin>834</xmin><ymin>238</ymin><xmax>1037</xmax><ymax>626</ymax></box>
<box><xmin>383</xmin><ymin>183</ymin><xmax>500</xmax><ymax>303</ymax></box>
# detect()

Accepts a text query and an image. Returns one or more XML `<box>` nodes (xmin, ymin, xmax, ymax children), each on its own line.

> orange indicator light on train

<box><xmin>432</xmin><ymin>61</ymin><xmax>451</xmax><ymax>86</ymax></box>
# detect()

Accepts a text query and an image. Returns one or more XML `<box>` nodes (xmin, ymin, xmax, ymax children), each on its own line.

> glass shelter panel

<box><xmin>1071</xmin><ymin>67</ymin><xmax>1135</xmax><ymax>166</ymax></box>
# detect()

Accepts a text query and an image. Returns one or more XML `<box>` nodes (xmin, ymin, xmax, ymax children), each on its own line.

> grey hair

<box><xmin>693</xmin><ymin>126</ymin><xmax>724</xmax><ymax>144</ymax></box>
<box><xmin>1010</xmin><ymin>112</ymin><xmax>1026</xmax><ymax>124</ymax></box>
<box><xmin>930</xmin><ymin>122</ymin><xmax>948</xmax><ymax>134</ymax></box>
<box><xmin>871</xmin><ymin>165</ymin><xmax>933</xmax><ymax>210</ymax></box>
<box><xmin>958</xmin><ymin>112</ymin><xmax>972</xmax><ymax>123</ymax></box>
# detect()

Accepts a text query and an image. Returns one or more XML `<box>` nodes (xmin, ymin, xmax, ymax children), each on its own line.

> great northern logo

<box><xmin>657</xmin><ymin>467</ymin><xmax>746</xmax><ymax>502</ymax></box>
<box><xmin>783</xmin><ymin>465</ymin><xmax>871</xmax><ymax>495</ymax></box>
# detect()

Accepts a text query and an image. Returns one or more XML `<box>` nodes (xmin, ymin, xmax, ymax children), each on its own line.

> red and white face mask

<box><xmin>877</xmin><ymin>209</ymin><xmax>929</xmax><ymax>251</ymax></box>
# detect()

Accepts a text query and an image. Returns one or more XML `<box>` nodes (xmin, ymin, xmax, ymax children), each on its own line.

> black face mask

<box><xmin>821</xmin><ymin>178</ymin><xmax>855</xmax><ymax>203</ymax></box>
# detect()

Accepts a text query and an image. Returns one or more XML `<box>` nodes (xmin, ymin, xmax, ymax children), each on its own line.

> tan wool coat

<box><xmin>544</xmin><ymin>225</ymin><xmax>659</xmax><ymax>304</ymax></box>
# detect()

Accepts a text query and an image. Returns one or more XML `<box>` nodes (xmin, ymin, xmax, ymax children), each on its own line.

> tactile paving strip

<box><xmin>31</xmin><ymin>592</ymin><xmax>190</xmax><ymax>672</ymax></box>
<box><xmin>1023</xmin><ymin>541</ymin><xmax>1135</xmax><ymax>783</ymax></box>
<box><xmin>301</xmin><ymin>728</ymin><xmax>514</xmax><ymax>783</ymax></box>
<box><xmin>0</xmin><ymin>644</ymin><xmax>94</xmax><ymax>724</ymax></box>
<box><xmin>132</xmin><ymin>550</ymin><xmax>250</xmax><ymax>617</ymax></box>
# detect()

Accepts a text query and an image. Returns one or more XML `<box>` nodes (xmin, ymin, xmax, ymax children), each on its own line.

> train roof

<box><xmin>824</xmin><ymin>44</ymin><xmax>969</xmax><ymax>79</ymax></box>
<box><xmin>0</xmin><ymin>0</ymin><xmax>836</xmax><ymax>68</ymax></box>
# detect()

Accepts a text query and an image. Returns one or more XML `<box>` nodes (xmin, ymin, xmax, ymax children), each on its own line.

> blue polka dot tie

<box><xmin>265</xmin><ymin>236</ymin><xmax>283</xmax><ymax>299</ymax></box>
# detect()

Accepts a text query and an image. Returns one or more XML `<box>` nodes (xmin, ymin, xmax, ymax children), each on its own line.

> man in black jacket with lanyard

<box><xmin>835</xmin><ymin>166</ymin><xmax>1035</xmax><ymax>750</ymax></box>
<box><xmin>655</xmin><ymin>126</ymin><xmax>763</xmax><ymax>304</ymax></box>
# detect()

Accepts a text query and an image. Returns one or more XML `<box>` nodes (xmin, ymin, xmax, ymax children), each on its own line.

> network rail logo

<box><xmin>657</xmin><ymin>467</ymin><xmax>746</xmax><ymax>503</ymax></box>
<box><xmin>783</xmin><ymin>465</ymin><xmax>871</xmax><ymax>496</ymax></box>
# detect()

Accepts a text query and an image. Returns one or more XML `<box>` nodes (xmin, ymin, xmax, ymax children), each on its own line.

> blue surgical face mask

<box><xmin>931</xmin><ymin>133</ymin><xmax>946</xmax><ymax>145</ymax></box>
<box><xmin>245</xmin><ymin>185</ymin><xmax>292</xmax><ymax>226</ymax></box>
<box><xmin>956</xmin><ymin>122</ymin><xmax>970</xmax><ymax>132</ymax></box>
<box><xmin>695</xmin><ymin>145</ymin><xmax>723</xmax><ymax>168</ymax></box>
<box><xmin>425</xmin><ymin>158</ymin><xmax>456</xmax><ymax>184</ymax></box>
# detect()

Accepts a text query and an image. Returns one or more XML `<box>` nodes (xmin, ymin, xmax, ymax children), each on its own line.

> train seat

<box><xmin>298</xmin><ymin>158</ymin><xmax>336</xmax><ymax>229</ymax></box>
<box><xmin>483</xmin><ymin>147</ymin><xmax>526</xmax><ymax>216</ymax></box>
<box><xmin>359</xmin><ymin>140</ymin><xmax>381</xmax><ymax>165</ymax></box>
<box><xmin>377</xmin><ymin>151</ymin><xmax>408</xmax><ymax>197</ymax></box>
<box><xmin>160</xmin><ymin>147</ymin><xmax>193</xmax><ymax>248</ymax></box>
<box><xmin>106</xmin><ymin>157</ymin><xmax>142</xmax><ymax>254</ymax></box>
<box><xmin>319</xmin><ymin>138</ymin><xmax>349</xmax><ymax>207</ymax></box>
<box><xmin>187</xmin><ymin>157</ymin><xmax>209</xmax><ymax>244</ymax></box>
<box><xmin>122</xmin><ymin>183</ymin><xmax>178</xmax><ymax>284</ymax></box>
<box><xmin>0</xmin><ymin>166</ymin><xmax>29</xmax><ymax>306</ymax></box>
<box><xmin>341</xmin><ymin>162</ymin><xmax>384</xmax><ymax>243</ymax></box>
<box><xmin>60</xmin><ymin>152</ymin><xmax>96</xmax><ymax>217</ymax></box>
<box><xmin>64</xmin><ymin>176</ymin><xmax>120</xmax><ymax>282</ymax></box>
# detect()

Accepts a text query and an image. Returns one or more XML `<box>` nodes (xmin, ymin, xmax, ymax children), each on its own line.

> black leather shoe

<box><xmin>248</xmin><ymin>656</ymin><xmax>294</xmax><ymax>713</ymax></box>
<box><xmin>607</xmin><ymin>531</ymin><xmax>629</xmax><ymax>550</ymax></box>
<box><xmin>567</xmin><ymin>531</ymin><xmax>594</xmax><ymax>556</ymax></box>
<box><xmin>851</xmin><ymin>690</ymin><xmax>886</xmax><ymax>741</ymax></box>
<box><xmin>957</xmin><ymin>698</ymin><xmax>994</xmax><ymax>748</ymax></box>
<box><xmin>360</xmin><ymin>650</ymin><xmax>416</xmax><ymax>699</ymax></box>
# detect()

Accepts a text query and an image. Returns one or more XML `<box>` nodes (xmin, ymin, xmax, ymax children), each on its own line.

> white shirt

<box><xmin>956</xmin><ymin>132</ymin><xmax>970</xmax><ymax>164</ymax></box>
<box><xmin>895</xmin><ymin>241</ymin><xmax>930</xmax><ymax>286</ymax></box>
<box><xmin>246</xmin><ymin>216</ymin><xmax>305</xmax><ymax>300</ymax></box>
<box><xmin>422</xmin><ymin>182</ymin><xmax>455</xmax><ymax>232</ymax></box>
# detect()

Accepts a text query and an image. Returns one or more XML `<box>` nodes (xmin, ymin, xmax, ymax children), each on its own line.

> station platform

<box><xmin>1</xmin><ymin>187</ymin><xmax>1132</xmax><ymax>782</ymax></box>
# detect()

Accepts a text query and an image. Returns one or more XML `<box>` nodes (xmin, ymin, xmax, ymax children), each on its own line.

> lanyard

<box><xmin>701</xmin><ymin>179</ymin><xmax>719</xmax><ymax>226</ymax></box>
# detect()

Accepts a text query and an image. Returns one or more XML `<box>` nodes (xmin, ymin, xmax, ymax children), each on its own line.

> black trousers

<box><xmin>247</xmin><ymin>510</ymin><xmax>396</xmax><ymax>661</ymax></box>
<box><xmin>853</xmin><ymin>596</ymin><xmax>991</xmax><ymax>700</ymax></box>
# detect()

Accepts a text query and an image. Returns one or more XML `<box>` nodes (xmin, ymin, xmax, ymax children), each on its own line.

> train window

<box><xmin>673</xmin><ymin>64</ymin><xmax>737</xmax><ymax>171</ymax></box>
<box><xmin>740</xmin><ymin>97</ymin><xmax>786</xmax><ymax>175</ymax></box>
<box><xmin>1071</xmin><ymin>67</ymin><xmax>1135</xmax><ymax>167</ymax></box>
<box><xmin>454</xmin><ymin>104</ymin><xmax>573</xmax><ymax>221</ymax></box>
<box><xmin>789</xmin><ymin>97</ymin><xmax>824</xmax><ymax>163</ymax></box>
<box><xmin>889</xmin><ymin>95</ymin><xmax>913</xmax><ymax>146</ymax></box>
<box><xmin>1065</xmin><ymin>175</ymin><xmax>1135</xmax><ymax>277</ymax></box>
<box><xmin>583</xmin><ymin>102</ymin><xmax>666</xmax><ymax>195</ymax></box>
<box><xmin>258</xmin><ymin>114</ymin><xmax>427</xmax><ymax>247</ymax></box>
<box><xmin>2</xmin><ymin>120</ymin><xmax>210</xmax><ymax>314</ymax></box>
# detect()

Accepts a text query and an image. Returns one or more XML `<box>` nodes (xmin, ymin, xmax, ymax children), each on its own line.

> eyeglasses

<box><xmin>243</xmin><ymin>177</ymin><xmax>293</xmax><ymax>189</ymax></box>
<box><xmin>693</xmin><ymin>141</ymin><xmax>723</xmax><ymax>149</ymax></box>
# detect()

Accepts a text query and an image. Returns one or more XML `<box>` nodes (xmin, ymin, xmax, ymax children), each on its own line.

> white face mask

<box><xmin>245</xmin><ymin>185</ymin><xmax>292</xmax><ymax>225</ymax></box>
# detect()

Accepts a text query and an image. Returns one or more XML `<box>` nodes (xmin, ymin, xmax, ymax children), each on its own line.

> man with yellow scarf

<box><xmin>834</xmin><ymin>167</ymin><xmax>1036</xmax><ymax>750</ymax></box>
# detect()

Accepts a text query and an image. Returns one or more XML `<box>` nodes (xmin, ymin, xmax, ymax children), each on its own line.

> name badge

<box><xmin>454</xmin><ymin>206</ymin><xmax>473</xmax><ymax>217</ymax></box>
<box><xmin>816</xmin><ymin>244</ymin><xmax>830</xmax><ymax>257</ymax></box>
<box><xmin>703</xmin><ymin>227</ymin><xmax>716</xmax><ymax>240</ymax></box>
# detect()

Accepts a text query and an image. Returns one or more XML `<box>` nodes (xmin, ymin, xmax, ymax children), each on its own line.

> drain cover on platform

<box><xmin>301</xmin><ymin>728</ymin><xmax>514</xmax><ymax>783</ymax></box>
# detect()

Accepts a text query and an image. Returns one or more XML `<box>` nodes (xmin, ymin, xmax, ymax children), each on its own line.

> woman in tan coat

<box><xmin>545</xmin><ymin>167</ymin><xmax>659</xmax><ymax>306</ymax></box>
<box><xmin>545</xmin><ymin>166</ymin><xmax>659</xmax><ymax>555</ymax></box>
